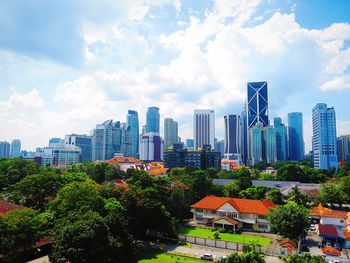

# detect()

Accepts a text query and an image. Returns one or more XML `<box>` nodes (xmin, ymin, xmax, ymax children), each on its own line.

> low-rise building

<box><xmin>190</xmin><ymin>196</ymin><xmax>276</xmax><ymax>232</ymax></box>
<box><xmin>309</xmin><ymin>204</ymin><xmax>348</xmax><ymax>227</ymax></box>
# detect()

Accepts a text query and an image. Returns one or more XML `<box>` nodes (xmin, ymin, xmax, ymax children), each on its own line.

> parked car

<box><xmin>201</xmin><ymin>253</ymin><xmax>214</xmax><ymax>261</ymax></box>
<box><xmin>310</xmin><ymin>224</ymin><xmax>316</xmax><ymax>231</ymax></box>
<box><xmin>325</xmin><ymin>242</ymin><xmax>332</xmax><ymax>248</ymax></box>
<box><xmin>216</xmin><ymin>256</ymin><xmax>227</xmax><ymax>262</ymax></box>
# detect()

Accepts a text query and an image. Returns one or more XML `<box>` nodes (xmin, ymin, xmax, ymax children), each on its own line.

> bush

<box><xmin>218</xmin><ymin>227</ymin><xmax>226</xmax><ymax>233</ymax></box>
<box><xmin>213</xmin><ymin>231</ymin><xmax>220</xmax><ymax>239</ymax></box>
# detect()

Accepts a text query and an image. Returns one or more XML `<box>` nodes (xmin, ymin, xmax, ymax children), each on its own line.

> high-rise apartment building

<box><xmin>193</xmin><ymin>109</ymin><xmax>215</xmax><ymax>150</ymax></box>
<box><xmin>288</xmin><ymin>112</ymin><xmax>305</xmax><ymax>161</ymax></box>
<box><xmin>247</xmin><ymin>81</ymin><xmax>269</xmax><ymax>128</ymax></box>
<box><xmin>10</xmin><ymin>139</ymin><xmax>21</xmax><ymax>158</ymax></box>
<box><xmin>224</xmin><ymin>115</ymin><xmax>242</xmax><ymax>161</ymax></box>
<box><xmin>164</xmin><ymin>118</ymin><xmax>178</xmax><ymax>148</ymax></box>
<box><xmin>146</xmin><ymin>107</ymin><xmax>160</xmax><ymax>133</ymax></box>
<box><xmin>312</xmin><ymin>103</ymin><xmax>338</xmax><ymax>170</ymax></box>
<box><xmin>0</xmin><ymin>141</ymin><xmax>10</xmax><ymax>159</ymax></box>
<box><xmin>65</xmin><ymin>134</ymin><xmax>92</xmax><ymax>161</ymax></box>
<box><xmin>337</xmin><ymin>135</ymin><xmax>350</xmax><ymax>162</ymax></box>
<box><xmin>274</xmin><ymin>118</ymin><xmax>288</xmax><ymax>161</ymax></box>
<box><xmin>127</xmin><ymin>110</ymin><xmax>139</xmax><ymax>158</ymax></box>
<box><xmin>139</xmin><ymin>132</ymin><xmax>164</xmax><ymax>162</ymax></box>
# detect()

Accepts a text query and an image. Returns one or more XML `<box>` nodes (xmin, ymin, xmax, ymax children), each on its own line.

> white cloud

<box><xmin>320</xmin><ymin>75</ymin><xmax>350</xmax><ymax>91</ymax></box>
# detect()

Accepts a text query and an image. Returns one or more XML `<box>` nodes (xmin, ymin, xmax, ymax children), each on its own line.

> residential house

<box><xmin>309</xmin><ymin>204</ymin><xmax>348</xmax><ymax>227</ymax></box>
<box><xmin>190</xmin><ymin>196</ymin><xmax>276</xmax><ymax>232</ymax></box>
<box><xmin>0</xmin><ymin>200</ymin><xmax>24</xmax><ymax>216</ymax></box>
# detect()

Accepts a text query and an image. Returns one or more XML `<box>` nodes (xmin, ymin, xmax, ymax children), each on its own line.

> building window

<box><xmin>196</xmin><ymin>209</ymin><xmax>203</xmax><ymax>213</ymax></box>
<box><xmin>228</xmin><ymin>213</ymin><xmax>238</xmax><ymax>219</ymax></box>
<box><xmin>258</xmin><ymin>215</ymin><xmax>267</xmax><ymax>220</ymax></box>
<box><xmin>340</xmin><ymin>220</ymin><xmax>344</xmax><ymax>223</ymax></box>
<box><xmin>258</xmin><ymin>224</ymin><xmax>268</xmax><ymax>229</ymax></box>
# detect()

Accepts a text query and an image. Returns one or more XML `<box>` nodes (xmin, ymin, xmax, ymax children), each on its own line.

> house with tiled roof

<box><xmin>190</xmin><ymin>196</ymin><xmax>276</xmax><ymax>232</ymax></box>
<box><xmin>0</xmin><ymin>200</ymin><xmax>25</xmax><ymax>216</ymax></box>
<box><xmin>309</xmin><ymin>204</ymin><xmax>348</xmax><ymax>227</ymax></box>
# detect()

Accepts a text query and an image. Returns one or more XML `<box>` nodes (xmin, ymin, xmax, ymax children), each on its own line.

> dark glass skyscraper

<box><xmin>146</xmin><ymin>107</ymin><xmax>160</xmax><ymax>133</ymax></box>
<box><xmin>65</xmin><ymin>134</ymin><xmax>92</xmax><ymax>161</ymax></box>
<box><xmin>247</xmin><ymin>81</ymin><xmax>269</xmax><ymax>128</ymax></box>
<box><xmin>288</xmin><ymin>112</ymin><xmax>305</xmax><ymax>161</ymax></box>
<box><xmin>224</xmin><ymin>115</ymin><xmax>242</xmax><ymax>161</ymax></box>
<box><xmin>127</xmin><ymin>110</ymin><xmax>139</xmax><ymax>157</ymax></box>
<box><xmin>274</xmin><ymin>117</ymin><xmax>288</xmax><ymax>161</ymax></box>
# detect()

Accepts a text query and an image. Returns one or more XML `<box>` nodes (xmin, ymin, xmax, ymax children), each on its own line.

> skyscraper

<box><xmin>10</xmin><ymin>139</ymin><xmax>21</xmax><ymax>158</ymax></box>
<box><xmin>193</xmin><ymin>109</ymin><xmax>215</xmax><ymax>150</ymax></box>
<box><xmin>139</xmin><ymin>132</ymin><xmax>164</xmax><ymax>162</ymax></box>
<box><xmin>0</xmin><ymin>141</ymin><xmax>10</xmax><ymax>159</ymax></box>
<box><xmin>120</xmin><ymin>122</ymin><xmax>132</xmax><ymax>157</ymax></box>
<box><xmin>264</xmin><ymin>126</ymin><xmax>277</xmax><ymax>164</ymax></box>
<box><xmin>186</xmin><ymin>139</ymin><xmax>194</xmax><ymax>148</ymax></box>
<box><xmin>164</xmin><ymin>118</ymin><xmax>178</xmax><ymax>148</ymax></box>
<box><xmin>274</xmin><ymin>117</ymin><xmax>288</xmax><ymax>161</ymax></box>
<box><xmin>247</xmin><ymin>81</ymin><xmax>269</xmax><ymax>128</ymax></box>
<box><xmin>224</xmin><ymin>115</ymin><xmax>242</xmax><ymax>161</ymax></box>
<box><xmin>337</xmin><ymin>135</ymin><xmax>350</xmax><ymax>162</ymax></box>
<box><xmin>312</xmin><ymin>103</ymin><xmax>338</xmax><ymax>170</ymax></box>
<box><xmin>92</xmin><ymin>120</ymin><xmax>123</xmax><ymax>161</ymax></box>
<box><xmin>127</xmin><ymin>110</ymin><xmax>139</xmax><ymax>157</ymax></box>
<box><xmin>215</xmin><ymin>139</ymin><xmax>225</xmax><ymax>158</ymax></box>
<box><xmin>241</xmin><ymin>107</ymin><xmax>248</xmax><ymax>164</ymax></box>
<box><xmin>249</xmin><ymin>123</ymin><xmax>263</xmax><ymax>165</ymax></box>
<box><xmin>65</xmin><ymin>134</ymin><xmax>92</xmax><ymax>161</ymax></box>
<box><xmin>288</xmin><ymin>112</ymin><xmax>305</xmax><ymax>161</ymax></box>
<box><xmin>146</xmin><ymin>107</ymin><xmax>160</xmax><ymax>133</ymax></box>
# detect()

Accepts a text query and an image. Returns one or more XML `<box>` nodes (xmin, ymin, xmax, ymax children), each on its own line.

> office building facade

<box><xmin>163</xmin><ymin>144</ymin><xmax>221</xmax><ymax>169</ymax></box>
<box><xmin>264</xmin><ymin>126</ymin><xmax>277</xmax><ymax>164</ymax></box>
<box><xmin>0</xmin><ymin>141</ymin><xmax>10</xmax><ymax>159</ymax></box>
<box><xmin>35</xmin><ymin>143</ymin><xmax>81</xmax><ymax>166</ymax></box>
<box><xmin>312</xmin><ymin>103</ymin><xmax>338</xmax><ymax>170</ymax></box>
<box><xmin>139</xmin><ymin>132</ymin><xmax>164</xmax><ymax>162</ymax></box>
<box><xmin>65</xmin><ymin>134</ymin><xmax>92</xmax><ymax>161</ymax></box>
<box><xmin>186</xmin><ymin>139</ymin><xmax>194</xmax><ymax>148</ymax></box>
<box><xmin>274</xmin><ymin>118</ymin><xmax>288</xmax><ymax>161</ymax></box>
<box><xmin>164</xmin><ymin>118</ymin><xmax>178</xmax><ymax>148</ymax></box>
<box><xmin>288</xmin><ymin>112</ymin><xmax>305</xmax><ymax>161</ymax></box>
<box><xmin>193</xmin><ymin>109</ymin><xmax>215</xmax><ymax>150</ymax></box>
<box><xmin>127</xmin><ymin>110</ymin><xmax>139</xmax><ymax>158</ymax></box>
<box><xmin>224</xmin><ymin>115</ymin><xmax>242</xmax><ymax>161</ymax></box>
<box><xmin>146</xmin><ymin>107</ymin><xmax>160</xmax><ymax>133</ymax></box>
<box><xmin>10</xmin><ymin>139</ymin><xmax>21</xmax><ymax>158</ymax></box>
<box><xmin>249</xmin><ymin>123</ymin><xmax>263</xmax><ymax>165</ymax></box>
<box><xmin>337</xmin><ymin>135</ymin><xmax>350</xmax><ymax>162</ymax></box>
<box><xmin>247</xmin><ymin>81</ymin><xmax>269</xmax><ymax>128</ymax></box>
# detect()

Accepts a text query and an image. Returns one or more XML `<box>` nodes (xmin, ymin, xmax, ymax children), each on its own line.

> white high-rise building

<box><xmin>35</xmin><ymin>142</ymin><xmax>81</xmax><ymax>166</ymax></box>
<box><xmin>312</xmin><ymin>103</ymin><xmax>338</xmax><ymax>170</ymax></box>
<box><xmin>10</xmin><ymin>139</ymin><xmax>21</xmax><ymax>158</ymax></box>
<box><xmin>193</xmin><ymin>109</ymin><xmax>215</xmax><ymax>150</ymax></box>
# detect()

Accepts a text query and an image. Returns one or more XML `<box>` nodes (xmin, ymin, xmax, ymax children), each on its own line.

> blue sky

<box><xmin>0</xmin><ymin>0</ymin><xmax>350</xmax><ymax>151</ymax></box>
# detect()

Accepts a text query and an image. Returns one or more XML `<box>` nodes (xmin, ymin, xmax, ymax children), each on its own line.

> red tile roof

<box><xmin>309</xmin><ymin>204</ymin><xmax>348</xmax><ymax>219</ymax></box>
<box><xmin>191</xmin><ymin>196</ymin><xmax>275</xmax><ymax>215</ymax></box>
<box><xmin>0</xmin><ymin>200</ymin><xmax>25</xmax><ymax>216</ymax></box>
<box><xmin>343</xmin><ymin>230</ymin><xmax>350</xmax><ymax>241</ymax></box>
<box><xmin>318</xmin><ymin>224</ymin><xmax>339</xmax><ymax>238</ymax></box>
<box><xmin>106</xmin><ymin>157</ymin><xmax>141</xmax><ymax>164</ymax></box>
<box><xmin>279</xmin><ymin>238</ymin><xmax>298</xmax><ymax>249</ymax></box>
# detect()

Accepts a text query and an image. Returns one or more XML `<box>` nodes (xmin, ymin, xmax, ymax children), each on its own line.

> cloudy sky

<box><xmin>1</xmin><ymin>0</ymin><xmax>350</xmax><ymax>152</ymax></box>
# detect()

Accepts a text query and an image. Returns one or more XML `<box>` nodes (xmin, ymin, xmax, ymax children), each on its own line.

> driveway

<box><xmin>165</xmin><ymin>243</ymin><xmax>282</xmax><ymax>262</ymax></box>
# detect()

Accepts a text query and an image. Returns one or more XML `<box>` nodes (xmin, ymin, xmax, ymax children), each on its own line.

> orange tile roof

<box><xmin>191</xmin><ymin>196</ymin><xmax>275</xmax><ymax>215</ymax></box>
<box><xmin>149</xmin><ymin>167</ymin><xmax>168</xmax><ymax>176</ymax></box>
<box><xmin>213</xmin><ymin>216</ymin><xmax>239</xmax><ymax>225</ymax></box>
<box><xmin>309</xmin><ymin>204</ymin><xmax>348</xmax><ymax>219</ymax></box>
<box><xmin>343</xmin><ymin>229</ymin><xmax>350</xmax><ymax>240</ymax></box>
<box><xmin>279</xmin><ymin>238</ymin><xmax>298</xmax><ymax>249</ymax></box>
<box><xmin>0</xmin><ymin>200</ymin><xmax>25</xmax><ymax>216</ymax></box>
<box><xmin>106</xmin><ymin>157</ymin><xmax>141</xmax><ymax>164</ymax></box>
<box><xmin>322</xmin><ymin>246</ymin><xmax>341</xmax><ymax>255</ymax></box>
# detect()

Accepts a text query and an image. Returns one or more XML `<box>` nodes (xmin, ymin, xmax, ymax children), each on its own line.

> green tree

<box><xmin>0</xmin><ymin>208</ymin><xmax>41</xmax><ymax>262</ymax></box>
<box><xmin>9</xmin><ymin>172</ymin><xmax>66</xmax><ymax>210</ymax></box>
<box><xmin>239</xmin><ymin>186</ymin><xmax>267</xmax><ymax>200</ymax></box>
<box><xmin>0</xmin><ymin>158</ymin><xmax>39</xmax><ymax>189</ymax></box>
<box><xmin>320</xmin><ymin>183</ymin><xmax>347</xmax><ymax>208</ymax></box>
<box><xmin>50</xmin><ymin>211</ymin><xmax>127</xmax><ymax>263</ymax></box>
<box><xmin>268</xmin><ymin>201</ymin><xmax>310</xmax><ymax>248</ymax></box>
<box><xmin>223</xmin><ymin>182</ymin><xmax>241</xmax><ymax>197</ymax></box>
<box><xmin>267</xmin><ymin>188</ymin><xmax>285</xmax><ymax>205</ymax></box>
<box><xmin>287</xmin><ymin>187</ymin><xmax>310</xmax><ymax>207</ymax></box>
<box><xmin>276</xmin><ymin>164</ymin><xmax>306</xmax><ymax>182</ymax></box>
<box><xmin>282</xmin><ymin>254</ymin><xmax>324</xmax><ymax>263</ymax></box>
<box><xmin>224</xmin><ymin>250</ymin><xmax>265</xmax><ymax>263</ymax></box>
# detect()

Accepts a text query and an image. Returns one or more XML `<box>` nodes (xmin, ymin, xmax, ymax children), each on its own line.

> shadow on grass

<box><xmin>136</xmin><ymin>250</ymin><xmax>163</xmax><ymax>261</ymax></box>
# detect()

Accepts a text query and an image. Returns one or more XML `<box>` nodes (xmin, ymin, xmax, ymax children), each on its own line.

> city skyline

<box><xmin>1</xmin><ymin>1</ymin><xmax>350</xmax><ymax>151</ymax></box>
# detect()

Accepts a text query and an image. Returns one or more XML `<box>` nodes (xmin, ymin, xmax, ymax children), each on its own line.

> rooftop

<box><xmin>309</xmin><ymin>204</ymin><xmax>348</xmax><ymax>219</ymax></box>
<box><xmin>0</xmin><ymin>200</ymin><xmax>25</xmax><ymax>216</ymax></box>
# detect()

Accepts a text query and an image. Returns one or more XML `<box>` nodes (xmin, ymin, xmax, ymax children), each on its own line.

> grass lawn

<box><xmin>178</xmin><ymin>226</ymin><xmax>271</xmax><ymax>246</ymax></box>
<box><xmin>137</xmin><ymin>251</ymin><xmax>204</xmax><ymax>263</ymax></box>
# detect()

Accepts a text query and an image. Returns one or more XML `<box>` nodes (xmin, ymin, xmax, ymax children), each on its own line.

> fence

<box><xmin>178</xmin><ymin>234</ymin><xmax>277</xmax><ymax>256</ymax></box>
